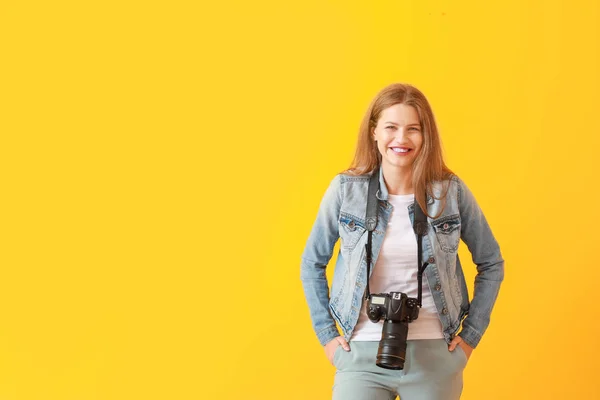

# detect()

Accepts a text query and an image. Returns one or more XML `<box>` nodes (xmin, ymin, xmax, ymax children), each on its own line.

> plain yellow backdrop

<box><xmin>1</xmin><ymin>0</ymin><xmax>599</xmax><ymax>399</ymax></box>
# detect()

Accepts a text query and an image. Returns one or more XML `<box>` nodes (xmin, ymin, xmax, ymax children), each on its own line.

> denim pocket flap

<box><xmin>339</xmin><ymin>213</ymin><xmax>366</xmax><ymax>249</ymax></box>
<box><xmin>432</xmin><ymin>214</ymin><xmax>461</xmax><ymax>235</ymax></box>
<box><xmin>431</xmin><ymin>214</ymin><xmax>461</xmax><ymax>252</ymax></box>
<box><xmin>339</xmin><ymin>214</ymin><xmax>365</xmax><ymax>232</ymax></box>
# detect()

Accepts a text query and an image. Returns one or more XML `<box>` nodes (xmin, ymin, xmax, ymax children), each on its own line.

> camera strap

<box><xmin>364</xmin><ymin>167</ymin><xmax>430</xmax><ymax>306</ymax></box>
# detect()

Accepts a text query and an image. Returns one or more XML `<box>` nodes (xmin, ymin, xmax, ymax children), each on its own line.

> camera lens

<box><xmin>376</xmin><ymin>320</ymin><xmax>409</xmax><ymax>370</ymax></box>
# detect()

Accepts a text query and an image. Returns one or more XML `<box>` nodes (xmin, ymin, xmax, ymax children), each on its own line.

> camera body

<box><xmin>367</xmin><ymin>292</ymin><xmax>419</xmax><ymax>324</ymax></box>
<box><xmin>367</xmin><ymin>292</ymin><xmax>420</xmax><ymax>370</ymax></box>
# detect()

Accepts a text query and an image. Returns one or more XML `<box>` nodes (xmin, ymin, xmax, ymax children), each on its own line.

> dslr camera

<box><xmin>367</xmin><ymin>291</ymin><xmax>420</xmax><ymax>370</ymax></box>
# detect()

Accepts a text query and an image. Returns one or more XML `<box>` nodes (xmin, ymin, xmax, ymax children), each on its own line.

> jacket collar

<box><xmin>375</xmin><ymin>166</ymin><xmax>433</xmax><ymax>204</ymax></box>
<box><xmin>375</xmin><ymin>166</ymin><xmax>388</xmax><ymax>200</ymax></box>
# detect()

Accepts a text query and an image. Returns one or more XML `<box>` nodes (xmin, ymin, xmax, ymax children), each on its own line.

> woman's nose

<box><xmin>394</xmin><ymin>127</ymin><xmax>408</xmax><ymax>139</ymax></box>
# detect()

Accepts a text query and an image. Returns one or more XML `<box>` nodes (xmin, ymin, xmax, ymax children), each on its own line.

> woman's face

<box><xmin>372</xmin><ymin>103</ymin><xmax>423</xmax><ymax>172</ymax></box>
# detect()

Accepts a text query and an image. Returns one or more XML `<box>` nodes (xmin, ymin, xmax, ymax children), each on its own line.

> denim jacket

<box><xmin>300</xmin><ymin>167</ymin><xmax>504</xmax><ymax>349</ymax></box>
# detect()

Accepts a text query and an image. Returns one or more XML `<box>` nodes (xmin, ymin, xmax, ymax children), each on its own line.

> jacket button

<box><xmin>442</xmin><ymin>308</ymin><xmax>448</xmax><ymax>314</ymax></box>
<box><xmin>435</xmin><ymin>284</ymin><xmax>441</xmax><ymax>291</ymax></box>
<box><xmin>428</xmin><ymin>257</ymin><xmax>435</xmax><ymax>264</ymax></box>
<box><xmin>348</xmin><ymin>221</ymin><xmax>355</xmax><ymax>228</ymax></box>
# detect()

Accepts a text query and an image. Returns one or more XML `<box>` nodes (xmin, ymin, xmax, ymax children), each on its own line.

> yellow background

<box><xmin>1</xmin><ymin>0</ymin><xmax>599</xmax><ymax>399</ymax></box>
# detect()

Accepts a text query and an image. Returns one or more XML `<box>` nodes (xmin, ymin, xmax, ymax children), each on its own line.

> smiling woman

<box><xmin>300</xmin><ymin>83</ymin><xmax>505</xmax><ymax>400</ymax></box>
<box><xmin>374</xmin><ymin>106</ymin><xmax>423</xmax><ymax>171</ymax></box>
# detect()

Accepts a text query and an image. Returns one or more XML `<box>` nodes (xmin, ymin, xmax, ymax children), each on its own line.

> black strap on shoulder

<box><xmin>365</xmin><ymin>167</ymin><xmax>430</xmax><ymax>306</ymax></box>
<box><xmin>414</xmin><ymin>195</ymin><xmax>429</xmax><ymax>307</ymax></box>
<box><xmin>364</xmin><ymin>169</ymin><xmax>379</xmax><ymax>301</ymax></box>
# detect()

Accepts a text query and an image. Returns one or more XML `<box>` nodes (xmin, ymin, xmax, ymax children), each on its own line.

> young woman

<box><xmin>300</xmin><ymin>83</ymin><xmax>504</xmax><ymax>400</ymax></box>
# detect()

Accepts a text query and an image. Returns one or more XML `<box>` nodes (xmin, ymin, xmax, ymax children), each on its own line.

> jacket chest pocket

<box><xmin>431</xmin><ymin>213</ymin><xmax>461</xmax><ymax>253</ymax></box>
<box><xmin>339</xmin><ymin>213</ymin><xmax>367</xmax><ymax>251</ymax></box>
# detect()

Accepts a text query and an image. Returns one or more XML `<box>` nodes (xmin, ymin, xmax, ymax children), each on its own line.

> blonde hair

<box><xmin>342</xmin><ymin>83</ymin><xmax>454</xmax><ymax>218</ymax></box>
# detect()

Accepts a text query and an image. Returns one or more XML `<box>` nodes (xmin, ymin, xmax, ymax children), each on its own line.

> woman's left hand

<box><xmin>448</xmin><ymin>336</ymin><xmax>473</xmax><ymax>361</ymax></box>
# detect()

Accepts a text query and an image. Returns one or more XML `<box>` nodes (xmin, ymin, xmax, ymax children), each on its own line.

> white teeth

<box><xmin>391</xmin><ymin>147</ymin><xmax>410</xmax><ymax>153</ymax></box>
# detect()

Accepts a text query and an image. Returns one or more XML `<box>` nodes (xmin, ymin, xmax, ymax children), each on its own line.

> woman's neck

<box><xmin>381</xmin><ymin>164</ymin><xmax>414</xmax><ymax>195</ymax></box>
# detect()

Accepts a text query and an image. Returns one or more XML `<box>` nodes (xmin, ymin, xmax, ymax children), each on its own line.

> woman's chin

<box><xmin>383</xmin><ymin>157</ymin><xmax>415</xmax><ymax>170</ymax></box>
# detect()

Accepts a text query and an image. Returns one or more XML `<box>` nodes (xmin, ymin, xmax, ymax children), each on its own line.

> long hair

<box><xmin>341</xmin><ymin>83</ymin><xmax>454</xmax><ymax>218</ymax></box>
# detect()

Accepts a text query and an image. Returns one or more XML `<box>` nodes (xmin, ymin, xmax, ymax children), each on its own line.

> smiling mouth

<box><xmin>390</xmin><ymin>147</ymin><xmax>412</xmax><ymax>154</ymax></box>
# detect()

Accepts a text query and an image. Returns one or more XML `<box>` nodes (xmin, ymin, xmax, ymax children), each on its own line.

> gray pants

<box><xmin>332</xmin><ymin>339</ymin><xmax>467</xmax><ymax>400</ymax></box>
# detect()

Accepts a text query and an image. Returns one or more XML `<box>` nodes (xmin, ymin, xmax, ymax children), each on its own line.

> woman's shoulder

<box><xmin>336</xmin><ymin>168</ymin><xmax>374</xmax><ymax>182</ymax></box>
<box><xmin>319</xmin><ymin>170</ymin><xmax>371</xmax><ymax>201</ymax></box>
<box><xmin>429</xmin><ymin>173</ymin><xmax>462</xmax><ymax>200</ymax></box>
<box><xmin>430</xmin><ymin>173</ymin><xmax>460</xmax><ymax>187</ymax></box>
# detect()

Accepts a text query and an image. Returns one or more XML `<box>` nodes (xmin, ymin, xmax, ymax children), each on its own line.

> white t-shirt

<box><xmin>351</xmin><ymin>193</ymin><xmax>444</xmax><ymax>341</ymax></box>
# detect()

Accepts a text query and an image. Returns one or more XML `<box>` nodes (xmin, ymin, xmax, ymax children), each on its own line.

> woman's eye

<box><xmin>409</xmin><ymin>127</ymin><xmax>420</xmax><ymax>131</ymax></box>
<box><xmin>385</xmin><ymin>126</ymin><xmax>396</xmax><ymax>130</ymax></box>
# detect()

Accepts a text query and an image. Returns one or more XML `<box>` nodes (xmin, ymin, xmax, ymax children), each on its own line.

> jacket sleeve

<box><xmin>456</xmin><ymin>176</ymin><xmax>505</xmax><ymax>348</ymax></box>
<box><xmin>300</xmin><ymin>174</ymin><xmax>343</xmax><ymax>346</ymax></box>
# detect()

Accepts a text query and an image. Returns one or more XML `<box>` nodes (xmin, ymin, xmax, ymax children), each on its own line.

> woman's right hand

<box><xmin>325</xmin><ymin>336</ymin><xmax>350</xmax><ymax>365</ymax></box>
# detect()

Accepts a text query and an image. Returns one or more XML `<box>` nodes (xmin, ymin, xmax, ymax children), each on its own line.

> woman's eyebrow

<box><xmin>384</xmin><ymin>121</ymin><xmax>420</xmax><ymax>126</ymax></box>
